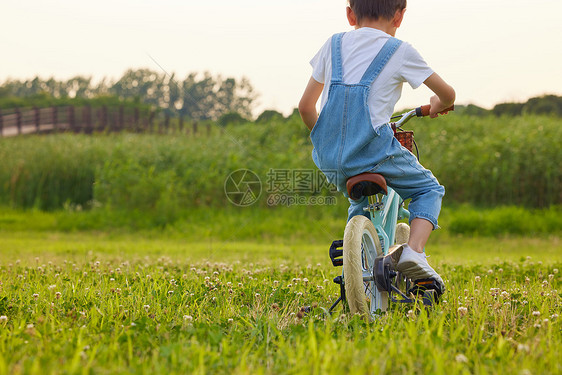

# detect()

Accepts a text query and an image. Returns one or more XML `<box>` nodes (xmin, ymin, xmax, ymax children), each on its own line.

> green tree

<box><xmin>256</xmin><ymin>109</ymin><xmax>285</xmax><ymax>124</ymax></box>
<box><xmin>523</xmin><ymin>95</ymin><xmax>562</xmax><ymax>116</ymax></box>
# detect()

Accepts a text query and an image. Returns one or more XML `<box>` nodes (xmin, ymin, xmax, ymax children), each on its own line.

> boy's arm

<box><xmin>298</xmin><ymin>77</ymin><xmax>324</xmax><ymax>131</ymax></box>
<box><xmin>423</xmin><ymin>73</ymin><xmax>456</xmax><ymax>118</ymax></box>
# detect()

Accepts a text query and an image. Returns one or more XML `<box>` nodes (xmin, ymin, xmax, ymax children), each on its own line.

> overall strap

<box><xmin>359</xmin><ymin>37</ymin><xmax>403</xmax><ymax>86</ymax></box>
<box><xmin>330</xmin><ymin>32</ymin><xmax>345</xmax><ymax>83</ymax></box>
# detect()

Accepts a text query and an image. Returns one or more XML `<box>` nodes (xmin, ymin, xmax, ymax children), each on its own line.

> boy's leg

<box><xmin>372</xmin><ymin>133</ymin><xmax>445</xmax><ymax>233</ymax></box>
<box><xmin>408</xmin><ymin>218</ymin><xmax>433</xmax><ymax>253</ymax></box>
<box><xmin>368</xmin><ymin>126</ymin><xmax>445</xmax><ymax>288</ymax></box>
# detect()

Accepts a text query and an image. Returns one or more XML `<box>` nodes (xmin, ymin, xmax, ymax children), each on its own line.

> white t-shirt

<box><xmin>310</xmin><ymin>28</ymin><xmax>433</xmax><ymax>130</ymax></box>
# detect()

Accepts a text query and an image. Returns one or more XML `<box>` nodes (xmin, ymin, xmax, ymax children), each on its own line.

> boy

<box><xmin>298</xmin><ymin>0</ymin><xmax>455</xmax><ymax>289</ymax></box>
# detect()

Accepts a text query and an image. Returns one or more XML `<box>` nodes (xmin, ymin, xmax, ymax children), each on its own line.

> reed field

<box><xmin>0</xmin><ymin>114</ymin><xmax>560</xmax><ymax>214</ymax></box>
<box><xmin>0</xmin><ymin>113</ymin><xmax>561</xmax><ymax>374</ymax></box>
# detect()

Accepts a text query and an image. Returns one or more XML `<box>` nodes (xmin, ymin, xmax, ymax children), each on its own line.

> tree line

<box><xmin>0</xmin><ymin>69</ymin><xmax>257</xmax><ymax>121</ymax></box>
<box><xmin>455</xmin><ymin>95</ymin><xmax>562</xmax><ymax>117</ymax></box>
<box><xmin>2</xmin><ymin>70</ymin><xmax>561</xmax><ymax>122</ymax></box>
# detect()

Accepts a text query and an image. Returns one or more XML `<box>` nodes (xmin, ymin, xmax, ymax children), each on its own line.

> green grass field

<box><xmin>1</xmin><ymin>223</ymin><xmax>560</xmax><ymax>374</ymax></box>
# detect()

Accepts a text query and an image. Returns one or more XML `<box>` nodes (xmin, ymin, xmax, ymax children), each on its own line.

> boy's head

<box><xmin>348</xmin><ymin>0</ymin><xmax>407</xmax><ymax>23</ymax></box>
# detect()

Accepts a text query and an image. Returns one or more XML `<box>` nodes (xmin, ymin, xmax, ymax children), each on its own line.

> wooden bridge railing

<box><xmin>0</xmin><ymin>105</ymin><xmax>208</xmax><ymax>137</ymax></box>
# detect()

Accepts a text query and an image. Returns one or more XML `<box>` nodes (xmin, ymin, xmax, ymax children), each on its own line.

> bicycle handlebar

<box><xmin>416</xmin><ymin>105</ymin><xmax>455</xmax><ymax>117</ymax></box>
<box><xmin>392</xmin><ymin>104</ymin><xmax>454</xmax><ymax>128</ymax></box>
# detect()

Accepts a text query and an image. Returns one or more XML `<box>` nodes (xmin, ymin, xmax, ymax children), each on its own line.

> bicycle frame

<box><xmin>365</xmin><ymin>186</ymin><xmax>410</xmax><ymax>256</ymax></box>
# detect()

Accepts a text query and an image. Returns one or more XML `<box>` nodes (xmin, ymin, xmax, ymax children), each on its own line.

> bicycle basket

<box><xmin>394</xmin><ymin>130</ymin><xmax>414</xmax><ymax>152</ymax></box>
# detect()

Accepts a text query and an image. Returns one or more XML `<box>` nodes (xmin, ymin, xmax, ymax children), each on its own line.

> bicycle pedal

<box><xmin>409</xmin><ymin>278</ymin><xmax>443</xmax><ymax>297</ymax></box>
<box><xmin>329</xmin><ymin>240</ymin><xmax>344</xmax><ymax>267</ymax></box>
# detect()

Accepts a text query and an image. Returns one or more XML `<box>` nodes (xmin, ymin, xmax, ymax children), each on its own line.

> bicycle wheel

<box><xmin>395</xmin><ymin>222</ymin><xmax>410</xmax><ymax>245</ymax></box>
<box><xmin>343</xmin><ymin>215</ymin><xmax>388</xmax><ymax>318</ymax></box>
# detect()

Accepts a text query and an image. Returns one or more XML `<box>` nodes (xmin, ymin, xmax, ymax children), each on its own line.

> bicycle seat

<box><xmin>346</xmin><ymin>173</ymin><xmax>388</xmax><ymax>200</ymax></box>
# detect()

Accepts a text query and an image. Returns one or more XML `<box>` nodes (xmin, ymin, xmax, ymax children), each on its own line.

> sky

<box><xmin>1</xmin><ymin>0</ymin><xmax>561</xmax><ymax>116</ymax></box>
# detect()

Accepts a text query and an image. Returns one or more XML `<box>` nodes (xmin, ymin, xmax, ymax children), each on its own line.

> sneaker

<box><xmin>396</xmin><ymin>245</ymin><xmax>445</xmax><ymax>291</ymax></box>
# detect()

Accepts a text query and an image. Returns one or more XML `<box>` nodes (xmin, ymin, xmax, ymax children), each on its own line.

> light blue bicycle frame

<box><xmin>366</xmin><ymin>187</ymin><xmax>410</xmax><ymax>255</ymax></box>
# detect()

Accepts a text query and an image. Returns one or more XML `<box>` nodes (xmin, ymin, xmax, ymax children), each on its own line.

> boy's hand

<box><xmin>424</xmin><ymin>73</ymin><xmax>456</xmax><ymax>118</ymax></box>
<box><xmin>429</xmin><ymin>95</ymin><xmax>451</xmax><ymax>118</ymax></box>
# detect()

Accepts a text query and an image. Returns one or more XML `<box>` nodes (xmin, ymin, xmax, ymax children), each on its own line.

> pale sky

<box><xmin>1</xmin><ymin>0</ymin><xmax>561</xmax><ymax>116</ymax></box>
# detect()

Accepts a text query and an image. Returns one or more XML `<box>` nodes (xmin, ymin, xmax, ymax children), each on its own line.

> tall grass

<box><xmin>411</xmin><ymin>114</ymin><xmax>561</xmax><ymax>207</ymax></box>
<box><xmin>0</xmin><ymin>114</ymin><xmax>559</xmax><ymax>218</ymax></box>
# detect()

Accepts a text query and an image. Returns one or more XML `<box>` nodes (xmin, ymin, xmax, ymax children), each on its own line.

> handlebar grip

<box><xmin>416</xmin><ymin>105</ymin><xmax>454</xmax><ymax>117</ymax></box>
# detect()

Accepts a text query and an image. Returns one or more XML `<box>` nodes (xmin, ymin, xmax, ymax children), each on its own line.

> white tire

<box><xmin>395</xmin><ymin>222</ymin><xmax>410</xmax><ymax>245</ymax></box>
<box><xmin>343</xmin><ymin>215</ymin><xmax>388</xmax><ymax>318</ymax></box>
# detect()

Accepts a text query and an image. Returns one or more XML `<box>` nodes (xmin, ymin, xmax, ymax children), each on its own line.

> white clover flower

<box><xmin>532</xmin><ymin>311</ymin><xmax>541</xmax><ymax>317</ymax></box>
<box><xmin>55</xmin><ymin>292</ymin><xmax>62</xmax><ymax>299</ymax></box>
<box><xmin>32</xmin><ymin>294</ymin><xmax>39</xmax><ymax>299</ymax></box>
<box><xmin>474</xmin><ymin>276</ymin><xmax>481</xmax><ymax>282</ymax></box>
<box><xmin>0</xmin><ymin>316</ymin><xmax>7</xmax><ymax>323</ymax></box>
<box><xmin>184</xmin><ymin>315</ymin><xmax>193</xmax><ymax>322</ymax></box>
<box><xmin>228</xmin><ymin>318</ymin><xmax>234</xmax><ymax>323</ymax></box>
<box><xmin>458</xmin><ymin>307</ymin><xmax>468</xmax><ymax>316</ymax></box>
<box><xmin>455</xmin><ymin>354</ymin><xmax>468</xmax><ymax>363</ymax></box>
<box><xmin>143</xmin><ymin>305</ymin><xmax>150</xmax><ymax>311</ymax></box>
<box><xmin>48</xmin><ymin>285</ymin><xmax>56</xmax><ymax>290</ymax></box>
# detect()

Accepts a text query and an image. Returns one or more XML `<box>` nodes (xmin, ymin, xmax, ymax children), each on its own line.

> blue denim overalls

<box><xmin>310</xmin><ymin>32</ymin><xmax>445</xmax><ymax>228</ymax></box>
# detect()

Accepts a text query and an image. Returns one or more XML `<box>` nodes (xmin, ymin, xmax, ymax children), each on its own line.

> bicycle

<box><xmin>327</xmin><ymin>104</ymin><xmax>453</xmax><ymax>319</ymax></box>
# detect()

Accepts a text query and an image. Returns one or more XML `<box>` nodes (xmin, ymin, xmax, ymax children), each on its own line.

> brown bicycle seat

<box><xmin>346</xmin><ymin>173</ymin><xmax>388</xmax><ymax>200</ymax></box>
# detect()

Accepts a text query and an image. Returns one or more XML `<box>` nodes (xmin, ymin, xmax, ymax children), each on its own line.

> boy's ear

<box><xmin>393</xmin><ymin>8</ymin><xmax>406</xmax><ymax>28</ymax></box>
<box><xmin>346</xmin><ymin>6</ymin><xmax>357</xmax><ymax>26</ymax></box>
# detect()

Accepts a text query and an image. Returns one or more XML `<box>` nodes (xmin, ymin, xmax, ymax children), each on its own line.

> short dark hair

<box><xmin>349</xmin><ymin>0</ymin><xmax>407</xmax><ymax>22</ymax></box>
